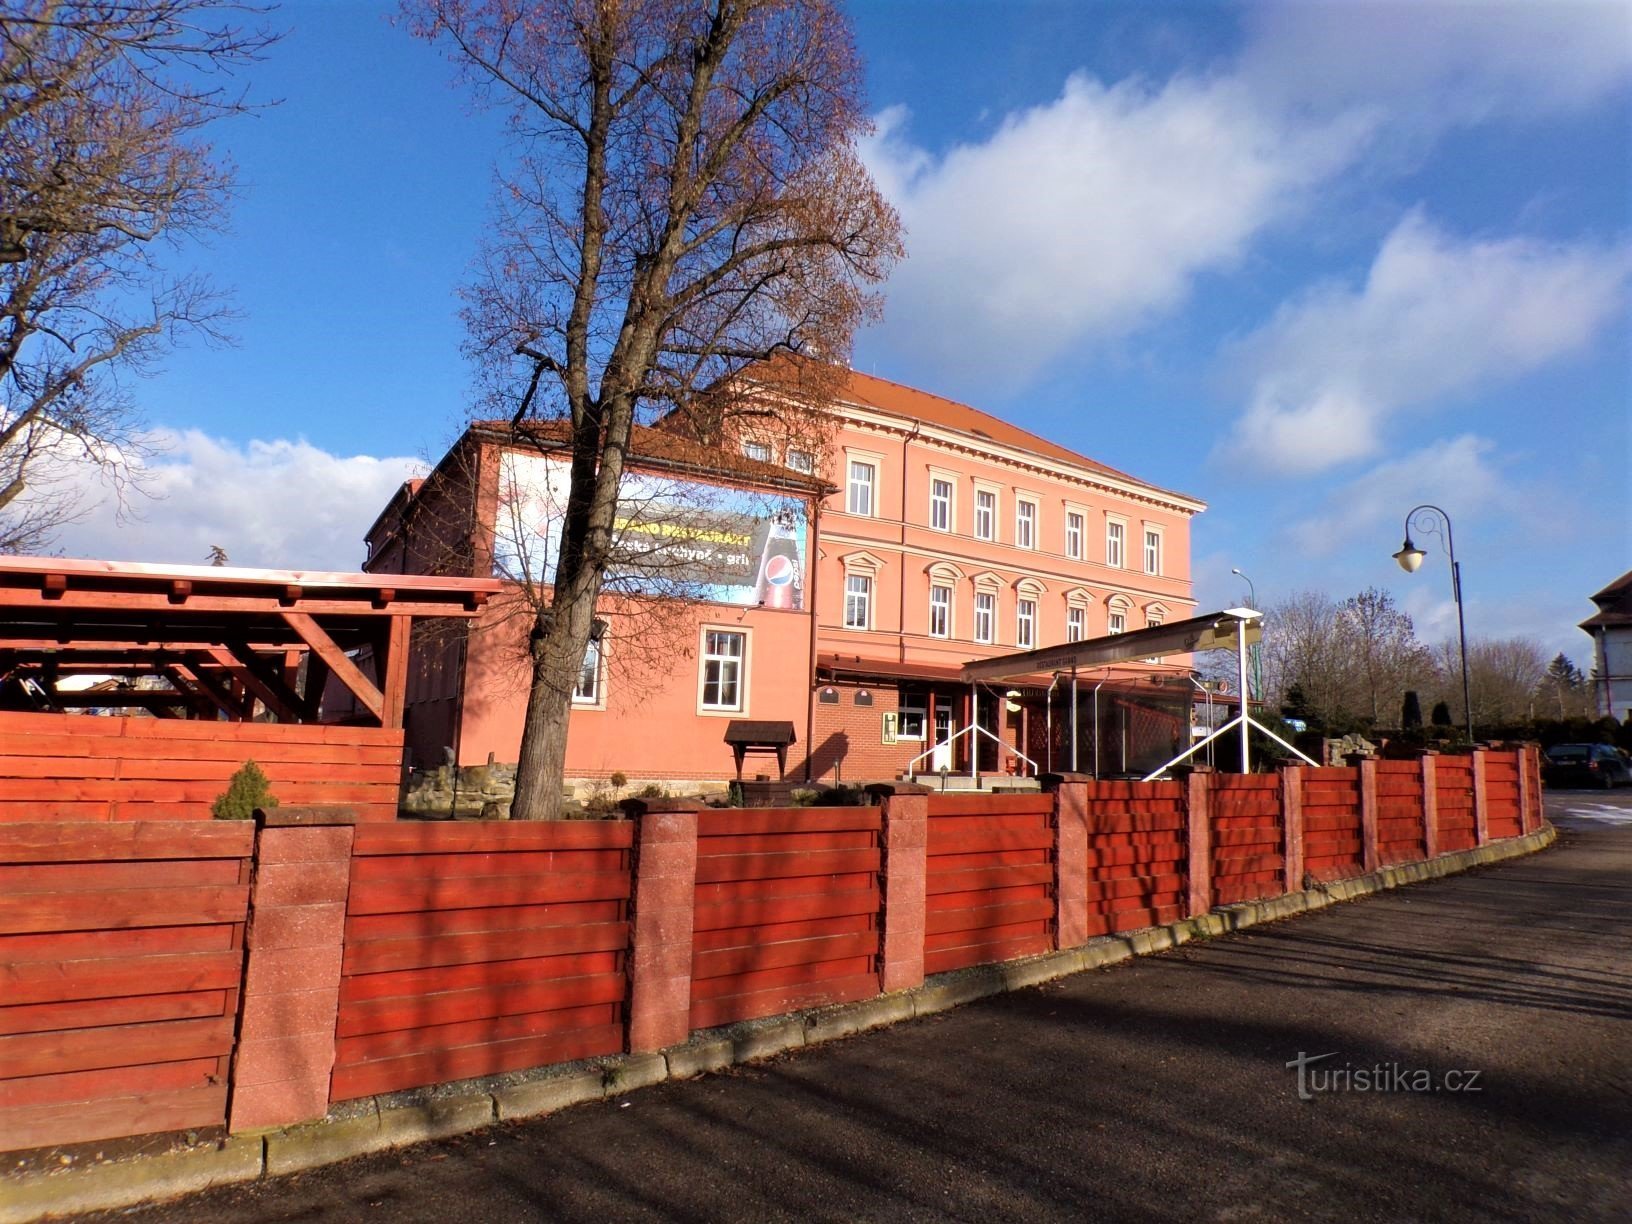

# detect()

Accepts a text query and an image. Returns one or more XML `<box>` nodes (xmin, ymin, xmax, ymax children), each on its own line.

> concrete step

<box><xmin>903</xmin><ymin>773</ymin><xmax>1042</xmax><ymax>793</ymax></box>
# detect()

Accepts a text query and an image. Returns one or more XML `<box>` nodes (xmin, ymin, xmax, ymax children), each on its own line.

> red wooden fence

<box><xmin>1301</xmin><ymin>767</ymin><xmax>1365</xmax><ymax>882</ymax></box>
<box><xmin>1435</xmin><ymin>757</ymin><xmax>1478</xmax><ymax>852</ymax></box>
<box><xmin>1079</xmin><ymin>779</ymin><xmax>1187</xmax><ymax>933</ymax></box>
<box><xmin>0</xmin><ymin>712</ymin><xmax>406</xmax><ymax>822</ymax></box>
<box><xmin>1375</xmin><ymin>761</ymin><xmax>1427</xmax><ymax>865</ymax></box>
<box><xmin>1210</xmin><ymin>775</ymin><xmax>1284</xmax><ymax>905</ymax></box>
<box><xmin>0</xmin><ymin>822</ymin><xmax>254</xmax><ymax>1149</ymax></box>
<box><xmin>1484</xmin><ymin>754</ymin><xmax>1523</xmax><ymax>840</ymax></box>
<box><xmin>924</xmin><ymin>792</ymin><xmax>1055</xmax><ymax>974</ymax></box>
<box><xmin>330</xmin><ymin>821</ymin><xmax>633</xmax><ymax>1101</ymax></box>
<box><xmin>689</xmin><ymin>808</ymin><xmax>883</xmax><ymax>1029</ymax></box>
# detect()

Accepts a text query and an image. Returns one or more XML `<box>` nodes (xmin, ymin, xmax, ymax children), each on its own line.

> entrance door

<box><xmin>931</xmin><ymin>698</ymin><xmax>953</xmax><ymax>772</ymax></box>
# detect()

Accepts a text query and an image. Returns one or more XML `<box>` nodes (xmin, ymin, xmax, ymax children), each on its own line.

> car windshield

<box><xmin>1549</xmin><ymin>747</ymin><xmax>1590</xmax><ymax>761</ymax></box>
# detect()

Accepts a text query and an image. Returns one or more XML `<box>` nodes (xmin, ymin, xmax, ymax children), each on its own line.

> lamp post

<box><xmin>1230</xmin><ymin>567</ymin><xmax>1263</xmax><ymax>704</ymax></box>
<box><xmin>1392</xmin><ymin>505</ymin><xmax>1473</xmax><ymax>743</ymax></box>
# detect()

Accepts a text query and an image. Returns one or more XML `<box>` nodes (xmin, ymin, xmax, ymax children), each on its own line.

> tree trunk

<box><xmin>509</xmin><ymin>570</ymin><xmax>604</xmax><ymax>820</ymax></box>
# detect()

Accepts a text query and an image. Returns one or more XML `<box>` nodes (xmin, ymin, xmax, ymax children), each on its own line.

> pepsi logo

<box><xmin>764</xmin><ymin>554</ymin><xmax>795</xmax><ymax>586</ymax></box>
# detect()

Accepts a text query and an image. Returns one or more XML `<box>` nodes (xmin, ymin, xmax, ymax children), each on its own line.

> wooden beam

<box><xmin>168</xmin><ymin>663</ymin><xmax>240</xmax><ymax>721</ymax></box>
<box><xmin>205</xmin><ymin>645</ymin><xmax>302</xmax><ymax>724</ymax></box>
<box><xmin>300</xmin><ymin>649</ymin><xmax>331</xmax><ymax>722</ymax></box>
<box><xmin>379</xmin><ymin>615</ymin><xmax>411</xmax><ymax>730</ymax></box>
<box><xmin>282</xmin><ymin>612</ymin><xmax>384</xmax><ymax>723</ymax></box>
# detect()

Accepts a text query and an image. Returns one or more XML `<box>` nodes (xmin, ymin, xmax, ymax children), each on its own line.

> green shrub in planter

<box><xmin>212</xmin><ymin>760</ymin><xmax>278</xmax><ymax>820</ymax></box>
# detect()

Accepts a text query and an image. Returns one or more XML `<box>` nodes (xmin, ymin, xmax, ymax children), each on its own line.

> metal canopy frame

<box><xmin>0</xmin><ymin>557</ymin><xmax>500</xmax><ymax>727</ymax></box>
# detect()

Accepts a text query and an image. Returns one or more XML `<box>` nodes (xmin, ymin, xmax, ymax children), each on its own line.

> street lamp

<box><xmin>1392</xmin><ymin>504</ymin><xmax>1473</xmax><ymax>743</ymax></box>
<box><xmin>1230</xmin><ymin>567</ymin><xmax>1263</xmax><ymax>703</ymax></box>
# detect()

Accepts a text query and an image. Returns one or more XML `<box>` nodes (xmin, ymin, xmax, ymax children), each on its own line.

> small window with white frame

<box><xmin>974</xmin><ymin>488</ymin><xmax>996</xmax><ymax>540</ymax></box>
<box><xmin>929</xmin><ymin>477</ymin><xmax>953</xmax><ymax>532</ymax></box>
<box><xmin>573</xmin><ymin>636</ymin><xmax>603</xmax><ymax>704</ymax></box>
<box><xmin>1106</xmin><ymin>519</ymin><xmax>1126</xmax><ymax>568</ymax></box>
<box><xmin>974</xmin><ymin>592</ymin><xmax>995</xmax><ymax>643</ymax></box>
<box><xmin>1144</xmin><ymin>527</ymin><xmax>1162</xmax><ymax>575</ymax></box>
<box><xmin>1015</xmin><ymin>498</ymin><xmax>1037</xmax><ymax>550</ymax></box>
<box><xmin>1066</xmin><ymin>607</ymin><xmax>1085</xmax><ymax>642</ymax></box>
<box><xmin>844</xmin><ymin>573</ymin><xmax>872</xmax><ymax>630</ymax></box>
<box><xmin>700</xmin><ymin>629</ymin><xmax>745</xmax><ymax>711</ymax></box>
<box><xmin>897</xmin><ymin>701</ymin><xmax>927</xmax><ymax>741</ymax></box>
<box><xmin>1065</xmin><ymin>510</ymin><xmax>1084</xmax><ymax>560</ymax></box>
<box><xmin>846</xmin><ymin>459</ymin><xmax>876</xmax><ymax>516</ymax></box>
<box><xmin>929</xmin><ymin>584</ymin><xmax>951</xmax><ymax>638</ymax></box>
<box><xmin>1144</xmin><ymin>609</ymin><xmax>1164</xmax><ymax>662</ymax></box>
<box><xmin>742</xmin><ymin>438</ymin><xmax>772</xmax><ymax>463</ymax></box>
<box><xmin>1016</xmin><ymin>598</ymin><xmax>1037</xmax><ymax>648</ymax></box>
<box><xmin>787</xmin><ymin>447</ymin><xmax>815</xmax><ymax>475</ymax></box>
<box><xmin>1108</xmin><ymin>611</ymin><xmax>1126</xmax><ymax>635</ymax></box>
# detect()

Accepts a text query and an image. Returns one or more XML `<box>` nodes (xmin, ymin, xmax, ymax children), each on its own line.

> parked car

<box><xmin>1543</xmin><ymin>743</ymin><xmax>1632</xmax><ymax>789</ymax></box>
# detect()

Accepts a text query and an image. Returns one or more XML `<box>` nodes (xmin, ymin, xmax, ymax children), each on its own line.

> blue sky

<box><xmin>47</xmin><ymin>0</ymin><xmax>1632</xmax><ymax>668</ymax></box>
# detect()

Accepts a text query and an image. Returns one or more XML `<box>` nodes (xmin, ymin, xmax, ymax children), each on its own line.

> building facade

<box><xmin>1582</xmin><ymin>569</ymin><xmax>1632</xmax><ymax>722</ymax></box>
<box><xmin>367</xmin><ymin>370</ymin><xmax>1205</xmax><ymax>791</ymax></box>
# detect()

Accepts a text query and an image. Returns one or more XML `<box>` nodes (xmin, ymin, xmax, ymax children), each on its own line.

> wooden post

<box><xmin>1421</xmin><ymin>752</ymin><xmax>1439</xmax><ymax>860</ymax></box>
<box><xmin>622</xmin><ymin>798</ymin><xmax>700</xmax><ymax>1053</ymax></box>
<box><xmin>1280</xmin><ymin>765</ymin><xmax>1304</xmax><ymax>893</ymax></box>
<box><xmin>1471</xmin><ymin>748</ymin><xmax>1490</xmax><ymax>846</ymax></box>
<box><xmin>1357</xmin><ymin>756</ymin><xmax>1380</xmax><ymax>872</ymax></box>
<box><xmin>1517</xmin><ymin>744</ymin><xmax>1539</xmax><ymax>834</ymax></box>
<box><xmin>1040</xmin><ymin>774</ymin><xmax>1090</xmax><ymax>950</ymax></box>
<box><xmin>867</xmin><ymin>782</ymin><xmax>930</xmax><ymax>991</ymax></box>
<box><xmin>1185</xmin><ymin>767</ymin><xmax>1213</xmax><ymax>918</ymax></box>
<box><xmin>229</xmin><ymin>808</ymin><xmax>357</xmax><ymax>1133</ymax></box>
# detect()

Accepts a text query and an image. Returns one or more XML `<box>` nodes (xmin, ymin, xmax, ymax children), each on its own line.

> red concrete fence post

<box><xmin>1280</xmin><ymin>764</ymin><xmax>1304</xmax><ymax>893</ymax></box>
<box><xmin>229</xmin><ymin>808</ymin><xmax>357</xmax><ymax>1133</ymax></box>
<box><xmin>1420</xmin><ymin>751</ymin><xmax>1440</xmax><ymax>860</ymax></box>
<box><xmin>1516</xmin><ymin>744</ymin><xmax>1539</xmax><ymax>835</ymax></box>
<box><xmin>622</xmin><ymin>798</ymin><xmax>701</xmax><ymax>1054</ymax></box>
<box><xmin>1356</xmin><ymin>756</ymin><xmax>1380</xmax><ymax>872</ymax></box>
<box><xmin>867</xmin><ymin>782</ymin><xmax>930</xmax><ymax>991</ymax></box>
<box><xmin>1471</xmin><ymin>748</ymin><xmax>1490</xmax><ymax>846</ymax></box>
<box><xmin>1184</xmin><ymin>766</ymin><xmax>1213</xmax><ymax>918</ymax></box>
<box><xmin>1039</xmin><ymin>774</ymin><xmax>1090</xmax><ymax>950</ymax></box>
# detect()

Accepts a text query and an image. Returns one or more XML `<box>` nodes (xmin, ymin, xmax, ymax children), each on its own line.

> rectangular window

<box><xmin>844</xmin><ymin>573</ymin><xmax>872</xmax><ymax>630</ymax></box>
<box><xmin>743</xmin><ymin>439</ymin><xmax>772</xmax><ymax>463</ymax></box>
<box><xmin>974</xmin><ymin>592</ymin><xmax>995</xmax><ymax>644</ymax></box>
<box><xmin>573</xmin><ymin>637</ymin><xmax>602</xmax><ymax>704</ymax></box>
<box><xmin>929</xmin><ymin>584</ymin><xmax>951</xmax><ymax>638</ymax></box>
<box><xmin>1145</xmin><ymin>612</ymin><xmax>1163</xmax><ymax>662</ymax></box>
<box><xmin>700</xmin><ymin>630</ymin><xmax>744</xmax><ymax>710</ymax></box>
<box><xmin>787</xmin><ymin>448</ymin><xmax>815</xmax><ymax>475</ymax></box>
<box><xmin>1108</xmin><ymin>611</ymin><xmax>1126</xmax><ymax>635</ymax></box>
<box><xmin>1066</xmin><ymin>512</ymin><xmax>1084</xmax><ymax>560</ymax></box>
<box><xmin>1015</xmin><ymin>500</ymin><xmax>1037</xmax><ymax>550</ymax></box>
<box><xmin>974</xmin><ymin>489</ymin><xmax>996</xmax><ymax>540</ymax></box>
<box><xmin>1107</xmin><ymin>520</ymin><xmax>1126</xmax><ymax>568</ymax></box>
<box><xmin>1017</xmin><ymin>598</ymin><xmax>1037</xmax><ymax>648</ymax></box>
<box><xmin>1144</xmin><ymin>528</ymin><xmax>1162</xmax><ymax>574</ymax></box>
<box><xmin>846</xmin><ymin>460</ymin><xmax>876</xmax><ymax>516</ymax></box>
<box><xmin>929</xmin><ymin>478</ymin><xmax>953</xmax><ymax>532</ymax></box>
<box><xmin>898</xmin><ymin>704</ymin><xmax>927</xmax><ymax>741</ymax></box>
<box><xmin>1066</xmin><ymin>607</ymin><xmax>1085</xmax><ymax>642</ymax></box>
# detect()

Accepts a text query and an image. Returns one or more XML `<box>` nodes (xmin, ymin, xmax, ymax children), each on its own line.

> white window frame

<box><xmin>897</xmin><ymin>701</ymin><xmax>928</xmax><ymax>741</ymax></box>
<box><xmin>1108</xmin><ymin>611</ymin><xmax>1126</xmax><ymax>635</ymax></box>
<box><xmin>1144</xmin><ymin>526</ymin><xmax>1163</xmax><ymax>575</ymax></box>
<box><xmin>973</xmin><ymin>592</ymin><xmax>996</xmax><ymax>644</ymax></box>
<box><xmin>844</xmin><ymin>572</ymin><xmax>873</xmax><ymax>630</ymax></box>
<box><xmin>1065</xmin><ymin>510</ymin><xmax>1085</xmax><ymax>560</ymax></box>
<box><xmin>1106</xmin><ymin>518</ymin><xmax>1127</xmax><ymax>568</ymax></box>
<box><xmin>1016</xmin><ymin>598</ymin><xmax>1037</xmax><ymax>648</ymax></box>
<box><xmin>973</xmin><ymin>486</ymin><xmax>998</xmax><ymax>541</ymax></box>
<box><xmin>698</xmin><ymin>628</ymin><xmax>747</xmax><ymax>713</ymax></box>
<box><xmin>846</xmin><ymin>459</ymin><xmax>877</xmax><ymax>517</ymax></box>
<box><xmin>929</xmin><ymin>583</ymin><xmax>952</xmax><ymax>638</ymax></box>
<box><xmin>1015</xmin><ymin>497</ymin><xmax>1038</xmax><ymax>550</ymax></box>
<box><xmin>572</xmin><ymin>635</ymin><xmax>605</xmax><ymax>707</ymax></box>
<box><xmin>786</xmin><ymin>447</ymin><xmax>815</xmax><ymax>475</ymax></box>
<box><xmin>929</xmin><ymin>476</ymin><xmax>954</xmax><ymax>532</ymax></box>
<box><xmin>1066</xmin><ymin>607</ymin><xmax>1085</xmax><ymax>642</ymax></box>
<box><xmin>742</xmin><ymin>438</ymin><xmax>772</xmax><ymax>464</ymax></box>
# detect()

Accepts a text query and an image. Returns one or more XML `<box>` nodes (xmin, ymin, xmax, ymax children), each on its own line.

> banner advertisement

<box><xmin>494</xmin><ymin>452</ymin><xmax>808</xmax><ymax>610</ymax></box>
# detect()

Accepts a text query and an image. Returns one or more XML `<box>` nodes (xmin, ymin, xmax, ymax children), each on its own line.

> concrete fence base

<box><xmin>0</xmin><ymin>823</ymin><xmax>1555</xmax><ymax>1224</ymax></box>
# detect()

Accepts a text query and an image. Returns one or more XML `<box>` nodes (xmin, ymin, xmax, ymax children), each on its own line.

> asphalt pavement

<box><xmin>88</xmin><ymin>800</ymin><xmax>1632</xmax><ymax>1224</ymax></box>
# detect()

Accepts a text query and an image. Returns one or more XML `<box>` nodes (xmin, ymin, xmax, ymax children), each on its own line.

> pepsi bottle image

<box><xmin>752</xmin><ymin>513</ymin><xmax>804</xmax><ymax>610</ymax></box>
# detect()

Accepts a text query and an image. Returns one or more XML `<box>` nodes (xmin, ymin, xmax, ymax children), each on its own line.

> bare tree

<box><xmin>0</xmin><ymin>1</ymin><xmax>277</xmax><ymax>551</ymax></box>
<box><xmin>1259</xmin><ymin>589</ymin><xmax>1355</xmax><ymax>727</ymax></box>
<box><xmin>407</xmin><ymin>0</ymin><xmax>902</xmax><ymax>818</ymax></box>
<box><xmin>1433</xmin><ymin>635</ymin><xmax>1550</xmax><ymax>729</ymax></box>
<box><xmin>1336</xmin><ymin>587</ymin><xmax>1430</xmax><ymax>724</ymax></box>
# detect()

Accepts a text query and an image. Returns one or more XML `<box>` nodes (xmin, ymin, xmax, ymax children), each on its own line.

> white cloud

<box><xmin>1222</xmin><ymin>213</ymin><xmax>1632</xmax><ymax>475</ymax></box>
<box><xmin>45</xmin><ymin>430</ymin><xmax>423</xmax><ymax>571</ymax></box>
<box><xmin>1241</xmin><ymin>0</ymin><xmax>1632</xmax><ymax>126</ymax></box>
<box><xmin>861</xmin><ymin>75</ymin><xmax>1373</xmax><ymax>387</ymax></box>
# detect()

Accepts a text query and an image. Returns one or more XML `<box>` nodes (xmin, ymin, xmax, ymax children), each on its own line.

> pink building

<box><xmin>366</xmin><ymin>370</ymin><xmax>1204</xmax><ymax>792</ymax></box>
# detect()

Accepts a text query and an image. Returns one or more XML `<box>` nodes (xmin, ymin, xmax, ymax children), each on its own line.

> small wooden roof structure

<box><xmin>0</xmin><ymin>557</ymin><xmax>500</xmax><ymax>727</ymax></box>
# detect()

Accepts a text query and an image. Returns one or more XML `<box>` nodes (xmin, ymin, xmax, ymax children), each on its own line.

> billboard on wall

<box><xmin>493</xmin><ymin>451</ymin><xmax>808</xmax><ymax>610</ymax></box>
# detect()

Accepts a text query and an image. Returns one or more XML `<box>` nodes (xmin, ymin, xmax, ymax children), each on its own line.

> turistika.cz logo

<box><xmin>1286</xmin><ymin>1051</ymin><xmax>1483</xmax><ymax>1101</ymax></box>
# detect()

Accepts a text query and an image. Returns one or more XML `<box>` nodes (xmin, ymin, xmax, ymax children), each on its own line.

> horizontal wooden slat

<box><xmin>697</xmin><ymin>809</ymin><xmax>881</xmax><ymax>837</ymax></box>
<box><xmin>925</xmin><ymin>895</ymin><xmax>1054</xmax><ymax>937</ymax></box>
<box><xmin>350</xmin><ymin>848</ymin><xmax>628</xmax><ymax>882</ymax></box>
<box><xmin>330</xmin><ymin>1023</ymin><xmax>623</xmax><ymax>1102</ymax></box>
<box><xmin>335</xmin><ymin>1003</ymin><xmax>619</xmax><ymax>1067</ymax></box>
<box><xmin>693</xmin><ymin>930</ymin><xmax>878</xmax><ymax>980</ymax></box>
<box><xmin>0</xmin><ymin>822</ymin><xmax>254</xmax><ymax>864</ymax></box>
<box><xmin>1</xmin><ymin>949</ymin><xmax>244</xmax><ymax>1006</ymax></box>
<box><xmin>339</xmin><ymin>950</ymin><xmax>623</xmax><ymax>1005</ymax></box>
<box><xmin>346</xmin><ymin>871</ymin><xmax>630</xmax><ymax>916</ymax></box>
<box><xmin>0</xmin><ymin>885</ymin><xmax>250</xmax><ymax>935</ymax></box>
<box><xmin>927</xmin><ymin>863</ymin><xmax>1052</xmax><ymax>895</ymax></box>
<box><xmin>0</xmin><ymin>1057</ymin><xmax>219</xmax><ymax>1111</ymax></box>
<box><xmin>0</xmin><ymin>1084</ymin><xmax>227</xmax><ymax>1153</ymax></box>
<box><xmin>691</xmin><ymin>912</ymin><xmax>875</xmax><ymax>952</ymax></box>
<box><xmin>694</xmin><ymin>848</ymin><xmax>881</xmax><ymax>885</ymax></box>
<box><xmin>337</xmin><ymin>973</ymin><xmax>626</xmax><ymax>1038</ymax></box>
<box><xmin>353</xmin><ymin>820</ymin><xmax>633</xmax><ymax>855</ymax></box>
<box><xmin>343</xmin><ymin>899</ymin><xmax>624</xmax><ymax>944</ymax></box>
<box><xmin>689</xmin><ymin>973</ymin><xmax>879</xmax><ymax>1031</ymax></box>
<box><xmin>692</xmin><ymin>887</ymin><xmax>878</xmax><ymax>933</ymax></box>
<box><xmin>1</xmin><ymin>859</ymin><xmax>242</xmax><ymax>893</ymax></box>
<box><xmin>925</xmin><ymin>794</ymin><xmax>1053</xmax><ymax>816</ymax></box>
<box><xmin>341</xmin><ymin>920</ymin><xmax>629</xmax><ymax>976</ymax></box>
<box><xmin>695</xmin><ymin>830</ymin><xmax>878</xmax><ymax>856</ymax></box>
<box><xmin>0</xmin><ymin>991</ymin><xmax>228</xmax><ymax>1037</ymax></box>
<box><xmin>0</xmin><ymin>1016</ymin><xmax>234</xmax><ymax>1079</ymax></box>
<box><xmin>688</xmin><ymin>955</ymin><xmax>876</xmax><ymax>1003</ymax></box>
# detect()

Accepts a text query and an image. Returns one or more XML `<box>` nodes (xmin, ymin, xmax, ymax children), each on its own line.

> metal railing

<box><xmin>905</xmin><ymin>723</ymin><xmax>1038</xmax><ymax>781</ymax></box>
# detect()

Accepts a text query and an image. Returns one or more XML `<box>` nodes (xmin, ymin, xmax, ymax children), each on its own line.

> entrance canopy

<box><xmin>0</xmin><ymin>557</ymin><xmax>499</xmax><ymax>727</ymax></box>
<box><xmin>960</xmin><ymin>608</ymin><xmax>1262</xmax><ymax>683</ymax></box>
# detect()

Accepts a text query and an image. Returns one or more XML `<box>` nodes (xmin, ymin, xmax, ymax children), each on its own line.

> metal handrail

<box><xmin>905</xmin><ymin>723</ymin><xmax>1038</xmax><ymax>779</ymax></box>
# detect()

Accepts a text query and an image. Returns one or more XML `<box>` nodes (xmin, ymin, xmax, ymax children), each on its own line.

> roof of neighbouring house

<box><xmin>1582</xmin><ymin>568</ymin><xmax>1632</xmax><ymax>630</ymax></box>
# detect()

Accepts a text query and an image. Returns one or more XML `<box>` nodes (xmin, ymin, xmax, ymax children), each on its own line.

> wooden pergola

<box><xmin>0</xmin><ymin>558</ymin><xmax>500</xmax><ymax>727</ymax></box>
